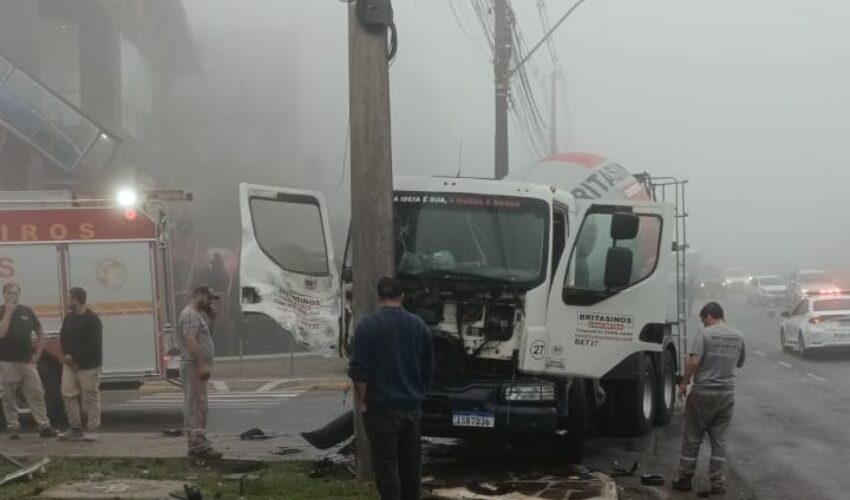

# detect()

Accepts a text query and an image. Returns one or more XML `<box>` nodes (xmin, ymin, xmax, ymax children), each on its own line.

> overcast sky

<box><xmin>181</xmin><ymin>0</ymin><xmax>850</xmax><ymax>276</ymax></box>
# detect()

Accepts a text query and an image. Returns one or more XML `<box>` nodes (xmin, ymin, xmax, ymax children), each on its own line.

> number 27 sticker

<box><xmin>530</xmin><ymin>340</ymin><xmax>546</xmax><ymax>360</ymax></box>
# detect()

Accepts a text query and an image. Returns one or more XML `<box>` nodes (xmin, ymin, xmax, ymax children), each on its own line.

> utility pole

<box><xmin>348</xmin><ymin>0</ymin><xmax>395</xmax><ymax>480</ymax></box>
<box><xmin>493</xmin><ymin>0</ymin><xmax>513</xmax><ymax>179</ymax></box>
<box><xmin>549</xmin><ymin>70</ymin><xmax>559</xmax><ymax>156</ymax></box>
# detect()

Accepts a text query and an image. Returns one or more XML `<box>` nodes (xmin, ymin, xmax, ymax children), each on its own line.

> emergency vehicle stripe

<box><xmin>31</xmin><ymin>301</ymin><xmax>154</xmax><ymax>318</ymax></box>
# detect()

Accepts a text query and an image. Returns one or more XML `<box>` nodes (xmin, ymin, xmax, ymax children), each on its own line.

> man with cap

<box><xmin>177</xmin><ymin>285</ymin><xmax>222</xmax><ymax>459</ymax></box>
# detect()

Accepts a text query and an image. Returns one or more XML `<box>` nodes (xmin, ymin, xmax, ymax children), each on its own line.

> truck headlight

<box><xmin>503</xmin><ymin>383</ymin><xmax>556</xmax><ymax>402</ymax></box>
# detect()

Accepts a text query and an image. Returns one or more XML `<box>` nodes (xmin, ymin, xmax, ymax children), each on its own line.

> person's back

<box><xmin>348</xmin><ymin>277</ymin><xmax>434</xmax><ymax>500</ymax></box>
<box><xmin>350</xmin><ymin>307</ymin><xmax>432</xmax><ymax>410</ymax></box>
<box><xmin>692</xmin><ymin>323</ymin><xmax>745</xmax><ymax>389</ymax></box>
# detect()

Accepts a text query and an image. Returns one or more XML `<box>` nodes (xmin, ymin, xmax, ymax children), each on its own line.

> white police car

<box><xmin>780</xmin><ymin>292</ymin><xmax>850</xmax><ymax>357</ymax></box>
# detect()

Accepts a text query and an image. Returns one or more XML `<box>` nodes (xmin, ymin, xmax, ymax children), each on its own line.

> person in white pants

<box><xmin>57</xmin><ymin>287</ymin><xmax>102</xmax><ymax>441</ymax></box>
<box><xmin>0</xmin><ymin>282</ymin><xmax>57</xmax><ymax>439</ymax></box>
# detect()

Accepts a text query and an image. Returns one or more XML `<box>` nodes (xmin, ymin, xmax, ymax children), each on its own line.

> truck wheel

<box><xmin>617</xmin><ymin>354</ymin><xmax>656</xmax><ymax>436</ymax></box>
<box><xmin>37</xmin><ymin>357</ymin><xmax>66</xmax><ymax>426</ymax></box>
<box><xmin>654</xmin><ymin>350</ymin><xmax>676</xmax><ymax>426</ymax></box>
<box><xmin>555</xmin><ymin>378</ymin><xmax>586</xmax><ymax>463</ymax></box>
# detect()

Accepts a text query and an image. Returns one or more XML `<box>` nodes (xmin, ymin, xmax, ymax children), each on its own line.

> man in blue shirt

<box><xmin>348</xmin><ymin>277</ymin><xmax>434</xmax><ymax>500</ymax></box>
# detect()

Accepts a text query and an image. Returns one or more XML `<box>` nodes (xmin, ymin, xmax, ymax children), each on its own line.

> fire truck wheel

<box><xmin>654</xmin><ymin>349</ymin><xmax>676</xmax><ymax>426</ymax></box>
<box><xmin>37</xmin><ymin>357</ymin><xmax>66</xmax><ymax>426</ymax></box>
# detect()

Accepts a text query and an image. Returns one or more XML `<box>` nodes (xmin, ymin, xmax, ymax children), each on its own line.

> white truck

<box><xmin>0</xmin><ymin>191</ymin><xmax>179</xmax><ymax>423</ymax></box>
<box><xmin>239</xmin><ymin>152</ymin><xmax>688</xmax><ymax>460</ymax></box>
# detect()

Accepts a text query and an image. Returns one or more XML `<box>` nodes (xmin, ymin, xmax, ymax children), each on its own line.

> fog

<box><xmin>120</xmin><ymin>1</ymin><xmax>850</xmax><ymax>279</ymax></box>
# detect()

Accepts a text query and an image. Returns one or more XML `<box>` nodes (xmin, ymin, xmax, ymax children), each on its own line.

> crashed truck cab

<box><xmin>240</xmin><ymin>152</ymin><xmax>686</xmax><ymax>450</ymax></box>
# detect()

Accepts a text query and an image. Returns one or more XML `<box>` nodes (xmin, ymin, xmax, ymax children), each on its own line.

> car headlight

<box><xmin>700</xmin><ymin>283</ymin><xmax>706</xmax><ymax>288</ymax></box>
<box><xmin>504</xmin><ymin>383</ymin><xmax>556</xmax><ymax>402</ymax></box>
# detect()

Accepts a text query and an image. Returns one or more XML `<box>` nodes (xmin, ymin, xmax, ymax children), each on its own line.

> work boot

<box><xmin>672</xmin><ymin>476</ymin><xmax>693</xmax><ymax>492</ymax></box>
<box><xmin>188</xmin><ymin>447</ymin><xmax>223</xmax><ymax>460</ymax></box>
<box><xmin>57</xmin><ymin>428</ymin><xmax>84</xmax><ymax>441</ymax></box>
<box><xmin>39</xmin><ymin>426</ymin><xmax>57</xmax><ymax>438</ymax></box>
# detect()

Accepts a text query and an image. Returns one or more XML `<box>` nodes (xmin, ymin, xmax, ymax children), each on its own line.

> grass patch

<box><xmin>0</xmin><ymin>457</ymin><xmax>377</xmax><ymax>499</ymax></box>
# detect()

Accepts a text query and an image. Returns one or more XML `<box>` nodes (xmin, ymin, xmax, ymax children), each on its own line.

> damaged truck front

<box><xmin>239</xmin><ymin>152</ymin><xmax>687</xmax><ymax>461</ymax></box>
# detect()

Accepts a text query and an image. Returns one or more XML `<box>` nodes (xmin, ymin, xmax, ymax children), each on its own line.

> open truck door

<box><xmin>539</xmin><ymin>201</ymin><xmax>674</xmax><ymax>378</ymax></box>
<box><xmin>239</xmin><ymin>183</ymin><xmax>340</xmax><ymax>352</ymax></box>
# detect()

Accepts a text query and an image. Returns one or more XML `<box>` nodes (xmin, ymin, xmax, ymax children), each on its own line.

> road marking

<box><xmin>257</xmin><ymin>379</ymin><xmax>300</xmax><ymax>392</ymax></box>
<box><xmin>107</xmin><ymin>389</ymin><xmax>306</xmax><ymax>412</ymax></box>
<box><xmin>806</xmin><ymin>372</ymin><xmax>828</xmax><ymax>383</ymax></box>
<box><xmin>777</xmin><ymin>361</ymin><xmax>794</xmax><ymax>369</ymax></box>
<box><xmin>211</xmin><ymin>381</ymin><xmax>229</xmax><ymax>392</ymax></box>
<box><xmin>754</xmin><ymin>351</ymin><xmax>766</xmax><ymax>357</ymax></box>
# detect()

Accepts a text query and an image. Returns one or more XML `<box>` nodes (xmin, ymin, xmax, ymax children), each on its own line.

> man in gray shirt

<box><xmin>673</xmin><ymin>302</ymin><xmax>745</xmax><ymax>494</ymax></box>
<box><xmin>177</xmin><ymin>285</ymin><xmax>221</xmax><ymax>460</ymax></box>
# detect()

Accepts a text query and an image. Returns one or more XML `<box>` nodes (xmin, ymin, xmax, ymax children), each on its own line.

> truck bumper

<box><xmin>422</xmin><ymin>380</ymin><xmax>558</xmax><ymax>438</ymax></box>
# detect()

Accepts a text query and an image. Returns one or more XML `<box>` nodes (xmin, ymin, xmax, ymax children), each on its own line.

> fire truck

<box><xmin>0</xmin><ymin>190</ymin><xmax>180</xmax><ymax>422</ymax></box>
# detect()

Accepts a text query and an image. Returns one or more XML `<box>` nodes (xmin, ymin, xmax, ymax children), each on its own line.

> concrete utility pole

<box><xmin>493</xmin><ymin>0</ymin><xmax>513</xmax><ymax>179</ymax></box>
<box><xmin>348</xmin><ymin>0</ymin><xmax>395</xmax><ymax>480</ymax></box>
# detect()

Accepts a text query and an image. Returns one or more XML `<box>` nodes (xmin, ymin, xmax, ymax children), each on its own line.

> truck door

<box><xmin>239</xmin><ymin>183</ymin><xmax>340</xmax><ymax>352</ymax></box>
<box><xmin>540</xmin><ymin>202</ymin><xmax>674</xmax><ymax>378</ymax></box>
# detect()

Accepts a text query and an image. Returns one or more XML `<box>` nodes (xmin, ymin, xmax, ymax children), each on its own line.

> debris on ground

<box><xmin>0</xmin><ymin>448</ymin><xmax>49</xmax><ymax>487</ymax></box>
<box><xmin>162</xmin><ymin>428</ymin><xmax>183</xmax><ymax>437</ymax></box>
<box><xmin>611</xmin><ymin>460</ymin><xmax>639</xmax><ymax>477</ymax></box>
<box><xmin>270</xmin><ymin>447</ymin><xmax>301</xmax><ymax>456</ymax></box>
<box><xmin>239</xmin><ymin>428</ymin><xmax>276</xmax><ymax>441</ymax></box>
<box><xmin>640</xmin><ymin>473</ymin><xmax>665</xmax><ymax>486</ymax></box>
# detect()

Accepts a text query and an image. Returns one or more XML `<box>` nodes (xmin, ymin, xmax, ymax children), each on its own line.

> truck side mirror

<box><xmin>610</xmin><ymin>212</ymin><xmax>639</xmax><ymax>240</ymax></box>
<box><xmin>605</xmin><ymin>247</ymin><xmax>633</xmax><ymax>289</ymax></box>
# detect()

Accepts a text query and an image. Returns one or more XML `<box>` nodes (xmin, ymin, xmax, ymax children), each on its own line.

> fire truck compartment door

<box><xmin>540</xmin><ymin>201</ymin><xmax>674</xmax><ymax>378</ymax></box>
<box><xmin>66</xmin><ymin>242</ymin><xmax>159</xmax><ymax>376</ymax></box>
<box><xmin>239</xmin><ymin>183</ymin><xmax>340</xmax><ymax>353</ymax></box>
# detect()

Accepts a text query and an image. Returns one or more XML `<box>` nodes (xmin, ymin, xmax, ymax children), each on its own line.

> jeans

<box><xmin>364</xmin><ymin>409</ymin><xmax>422</xmax><ymax>500</ymax></box>
<box><xmin>679</xmin><ymin>387</ymin><xmax>735</xmax><ymax>487</ymax></box>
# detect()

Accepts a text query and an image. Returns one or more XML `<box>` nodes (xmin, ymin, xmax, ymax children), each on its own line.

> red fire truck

<box><xmin>0</xmin><ymin>191</ymin><xmax>179</xmax><ymax>422</ymax></box>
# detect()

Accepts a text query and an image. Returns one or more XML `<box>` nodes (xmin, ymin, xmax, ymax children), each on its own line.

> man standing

<box><xmin>177</xmin><ymin>285</ymin><xmax>222</xmax><ymax>459</ymax></box>
<box><xmin>348</xmin><ymin>277</ymin><xmax>434</xmax><ymax>500</ymax></box>
<box><xmin>58</xmin><ymin>287</ymin><xmax>102</xmax><ymax>441</ymax></box>
<box><xmin>0</xmin><ymin>282</ymin><xmax>57</xmax><ymax>439</ymax></box>
<box><xmin>673</xmin><ymin>302</ymin><xmax>746</xmax><ymax>494</ymax></box>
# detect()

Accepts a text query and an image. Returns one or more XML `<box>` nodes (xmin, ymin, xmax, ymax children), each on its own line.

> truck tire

<box><xmin>555</xmin><ymin>378</ymin><xmax>586</xmax><ymax>463</ymax></box>
<box><xmin>614</xmin><ymin>354</ymin><xmax>656</xmax><ymax>437</ymax></box>
<box><xmin>653</xmin><ymin>350</ymin><xmax>676</xmax><ymax>426</ymax></box>
<box><xmin>37</xmin><ymin>357</ymin><xmax>66</xmax><ymax>426</ymax></box>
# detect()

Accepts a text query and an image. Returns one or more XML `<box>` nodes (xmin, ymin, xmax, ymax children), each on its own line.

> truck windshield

<box><xmin>394</xmin><ymin>192</ymin><xmax>549</xmax><ymax>286</ymax></box>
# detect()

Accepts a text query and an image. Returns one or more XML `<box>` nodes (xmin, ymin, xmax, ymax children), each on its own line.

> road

<box><xmin>720</xmin><ymin>295</ymin><xmax>850</xmax><ymax>500</ymax></box>
<box><xmin>91</xmin><ymin>296</ymin><xmax>850</xmax><ymax>499</ymax></box>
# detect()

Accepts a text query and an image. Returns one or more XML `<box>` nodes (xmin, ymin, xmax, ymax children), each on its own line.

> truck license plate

<box><xmin>452</xmin><ymin>412</ymin><xmax>495</xmax><ymax>428</ymax></box>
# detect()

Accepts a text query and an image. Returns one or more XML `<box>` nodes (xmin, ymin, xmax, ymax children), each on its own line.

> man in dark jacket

<box><xmin>58</xmin><ymin>287</ymin><xmax>102</xmax><ymax>441</ymax></box>
<box><xmin>348</xmin><ymin>277</ymin><xmax>434</xmax><ymax>500</ymax></box>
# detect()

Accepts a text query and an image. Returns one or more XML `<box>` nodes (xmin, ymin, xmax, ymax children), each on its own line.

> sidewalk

<box><xmin>1</xmin><ymin>431</ymin><xmax>327</xmax><ymax>463</ymax></box>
